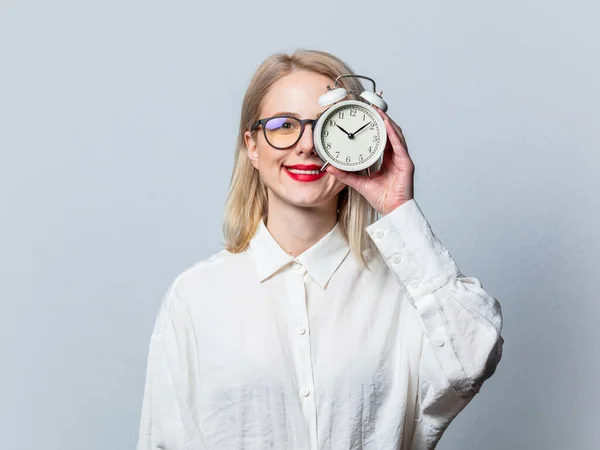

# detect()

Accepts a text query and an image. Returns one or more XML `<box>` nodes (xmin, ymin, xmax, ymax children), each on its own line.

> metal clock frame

<box><xmin>313</xmin><ymin>99</ymin><xmax>387</xmax><ymax>174</ymax></box>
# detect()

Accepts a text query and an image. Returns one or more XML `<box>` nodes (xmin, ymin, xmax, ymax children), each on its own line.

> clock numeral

<box><xmin>326</xmin><ymin>142</ymin><xmax>331</xmax><ymax>150</ymax></box>
<box><xmin>359</xmin><ymin>154</ymin><xmax>364</xmax><ymax>162</ymax></box>
<box><xmin>370</xmin><ymin>122</ymin><xmax>375</xmax><ymax>130</ymax></box>
<box><xmin>338</xmin><ymin>111</ymin><xmax>345</xmax><ymax>119</ymax></box>
<box><xmin>329</xmin><ymin>119</ymin><xmax>336</xmax><ymax>127</ymax></box>
<box><xmin>373</xmin><ymin>135</ymin><xmax>380</xmax><ymax>143</ymax></box>
<box><xmin>367</xmin><ymin>146</ymin><xmax>372</xmax><ymax>153</ymax></box>
<box><xmin>350</xmin><ymin>109</ymin><xmax>357</xmax><ymax>117</ymax></box>
<box><xmin>363</xmin><ymin>113</ymin><xmax>366</xmax><ymax>121</ymax></box>
<box><xmin>323</xmin><ymin>130</ymin><xmax>329</xmax><ymax>137</ymax></box>
<box><xmin>346</xmin><ymin>156</ymin><xmax>351</xmax><ymax>163</ymax></box>
<box><xmin>335</xmin><ymin>152</ymin><xmax>340</xmax><ymax>158</ymax></box>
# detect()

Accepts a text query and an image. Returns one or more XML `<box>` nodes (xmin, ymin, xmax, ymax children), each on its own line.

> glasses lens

<box><xmin>264</xmin><ymin>117</ymin><xmax>301</xmax><ymax>149</ymax></box>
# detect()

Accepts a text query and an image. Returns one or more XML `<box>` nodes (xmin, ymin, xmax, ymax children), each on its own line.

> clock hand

<box><xmin>348</xmin><ymin>121</ymin><xmax>372</xmax><ymax>138</ymax></box>
<box><xmin>335</xmin><ymin>124</ymin><xmax>353</xmax><ymax>138</ymax></box>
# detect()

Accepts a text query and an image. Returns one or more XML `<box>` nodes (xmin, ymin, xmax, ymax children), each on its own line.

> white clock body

<box><xmin>313</xmin><ymin>99</ymin><xmax>387</xmax><ymax>172</ymax></box>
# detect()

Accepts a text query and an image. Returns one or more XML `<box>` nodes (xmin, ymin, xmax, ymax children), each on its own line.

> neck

<box><xmin>265</xmin><ymin>192</ymin><xmax>339</xmax><ymax>258</ymax></box>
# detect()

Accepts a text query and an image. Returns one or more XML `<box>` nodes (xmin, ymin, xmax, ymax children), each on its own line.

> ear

<box><xmin>244</xmin><ymin>130</ymin><xmax>260</xmax><ymax>170</ymax></box>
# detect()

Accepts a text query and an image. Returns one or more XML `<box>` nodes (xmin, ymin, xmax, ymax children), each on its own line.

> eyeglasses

<box><xmin>250</xmin><ymin>115</ymin><xmax>317</xmax><ymax>150</ymax></box>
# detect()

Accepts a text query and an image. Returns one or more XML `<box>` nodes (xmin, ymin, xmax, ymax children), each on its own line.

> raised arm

<box><xmin>366</xmin><ymin>199</ymin><xmax>504</xmax><ymax>439</ymax></box>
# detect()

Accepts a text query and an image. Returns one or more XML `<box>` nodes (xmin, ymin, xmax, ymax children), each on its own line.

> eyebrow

<box><xmin>270</xmin><ymin>111</ymin><xmax>326</xmax><ymax>119</ymax></box>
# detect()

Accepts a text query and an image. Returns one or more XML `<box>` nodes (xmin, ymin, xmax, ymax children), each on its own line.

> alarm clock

<box><xmin>313</xmin><ymin>75</ymin><xmax>388</xmax><ymax>174</ymax></box>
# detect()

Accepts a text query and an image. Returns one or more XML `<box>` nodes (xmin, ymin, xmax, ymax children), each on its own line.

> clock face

<box><xmin>316</xmin><ymin>100</ymin><xmax>386</xmax><ymax>171</ymax></box>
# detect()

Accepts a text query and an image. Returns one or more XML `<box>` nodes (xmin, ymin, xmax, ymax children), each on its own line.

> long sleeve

<box><xmin>365</xmin><ymin>199</ymin><xmax>504</xmax><ymax>436</ymax></box>
<box><xmin>137</xmin><ymin>281</ymin><xmax>194</xmax><ymax>450</ymax></box>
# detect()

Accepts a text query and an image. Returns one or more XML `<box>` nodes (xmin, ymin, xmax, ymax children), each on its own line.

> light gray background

<box><xmin>1</xmin><ymin>0</ymin><xmax>598</xmax><ymax>449</ymax></box>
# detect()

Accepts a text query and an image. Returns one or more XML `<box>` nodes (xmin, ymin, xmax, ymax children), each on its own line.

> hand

<box><xmin>348</xmin><ymin>121</ymin><xmax>372</xmax><ymax>138</ymax></box>
<box><xmin>335</xmin><ymin>124</ymin><xmax>352</xmax><ymax>138</ymax></box>
<box><xmin>326</xmin><ymin>107</ymin><xmax>414</xmax><ymax>216</ymax></box>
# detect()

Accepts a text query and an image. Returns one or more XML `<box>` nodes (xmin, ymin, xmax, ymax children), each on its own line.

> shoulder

<box><xmin>166</xmin><ymin>247</ymin><xmax>257</xmax><ymax>302</ymax></box>
<box><xmin>151</xmin><ymin>248</ymin><xmax>255</xmax><ymax>333</ymax></box>
<box><xmin>174</xmin><ymin>247</ymin><xmax>251</xmax><ymax>286</ymax></box>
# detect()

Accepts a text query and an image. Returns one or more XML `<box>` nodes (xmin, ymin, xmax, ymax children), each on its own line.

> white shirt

<box><xmin>136</xmin><ymin>199</ymin><xmax>504</xmax><ymax>450</ymax></box>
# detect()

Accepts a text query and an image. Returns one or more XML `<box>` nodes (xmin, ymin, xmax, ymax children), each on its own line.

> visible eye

<box><xmin>265</xmin><ymin>117</ymin><xmax>287</xmax><ymax>130</ymax></box>
<box><xmin>266</xmin><ymin>117</ymin><xmax>300</xmax><ymax>132</ymax></box>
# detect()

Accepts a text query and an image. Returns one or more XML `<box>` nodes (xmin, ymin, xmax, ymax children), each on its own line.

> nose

<box><xmin>295</xmin><ymin>121</ymin><xmax>317</xmax><ymax>156</ymax></box>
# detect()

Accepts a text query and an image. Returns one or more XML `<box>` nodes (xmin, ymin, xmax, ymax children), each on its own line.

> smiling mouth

<box><xmin>285</xmin><ymin>168</ymin><xmax>321</xmax><ymax>174</ymax></box>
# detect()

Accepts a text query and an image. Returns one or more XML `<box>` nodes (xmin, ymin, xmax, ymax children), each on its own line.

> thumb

<box><xmin>325</xmin><ymin>165</ymin><xmax>365</xmax><ymax>192</ymax></box>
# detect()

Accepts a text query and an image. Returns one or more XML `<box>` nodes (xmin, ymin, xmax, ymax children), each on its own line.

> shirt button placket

<box><xmin>288</xmin><ymin>261</ymin><xmax>318</xmax><ymax>449</ymax></box>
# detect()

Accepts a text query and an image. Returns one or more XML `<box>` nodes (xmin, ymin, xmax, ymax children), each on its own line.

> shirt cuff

<box><xmin>365</xmin><ymin>199</ymin><xmax>460</xmax><ymax>301</ymax></box>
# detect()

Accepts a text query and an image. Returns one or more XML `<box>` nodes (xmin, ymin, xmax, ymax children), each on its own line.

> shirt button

<box><xmin>392</xmin><ymin>254</ymin><xmax>401</xmax><ymax>264</ymax></box>
<box><xmin>410</xmin><ymin>280</ymin><xmax>419</xmax><ymax>289</ymax></box>
<box><xmin>292</xmin><ymin>262</ymin><xmax>301</xmax><ymax>269</ymax></box>
<box><xmin>375</xmin><ymin>230</ymin><xmax>384</xmax><ymax>239</ymax></box>
<box><xmin>435</xmin><ymin>338</ymin><xmax>445</xmax><ymax>347</ymax></box>
<box><xmin>296</xmin><ymin>325</ymin><xmax>306</xmax><ymax>335</ymax></box>
<box><xmin>300</xmin><ymin>387</ymin><xmax>310</xmax><ymax>397</ymax></box>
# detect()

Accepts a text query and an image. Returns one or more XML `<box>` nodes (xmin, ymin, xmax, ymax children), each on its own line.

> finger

<box><xmin>385</xmin><ymin>120</ymin><xmax>410</xmax><ymax>163</ymax></box>
<box><xmin>380</xmin><ymin>113</ymin><xmax>410</xmax><ymax>161</ymax></box>
<box><xmin>325</xmin><ymin>165</ymin><xmax>365</xmax><ymax>191</ymax></box>
<box><xmin>380</xmin><ymin>139</ymin><xmax>395</xmax><ymax>168</ymax></box>
<box><xmin>390</xmin><ymin>121</ymin><xmax>409</xmax><ymax>153</ymax></box>
<box><xmin>374</xmin><ymin>107</ymin><xmax>409</xmax><ymax>154</ymax></box>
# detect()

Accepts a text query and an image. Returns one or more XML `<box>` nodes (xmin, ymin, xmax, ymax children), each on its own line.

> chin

<box><xmin>273</xmin><ymin>189</ymin><xmax>332</xmax><ymax>209</ymax></box>
<box><xmin>265</xmin><ymin>178</ymin><xmax>340</xmax><ymax>210</ymax></box>
<box><xmin>286</xmin><ymin>195</ymin><xmax>327</xmax><ymax>208</ymax></box>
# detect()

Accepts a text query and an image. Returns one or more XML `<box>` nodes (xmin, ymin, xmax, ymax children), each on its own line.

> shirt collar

<box><xmin>249</xmin><ymin>220</ymin><xmax>351</xmax><ymax>289</ymax></box>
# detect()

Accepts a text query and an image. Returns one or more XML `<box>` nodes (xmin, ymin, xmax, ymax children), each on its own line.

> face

<box><xmin>244</xmin><ymin>71</ymin><xmax>346</xmax><ymax>212</ymax></box>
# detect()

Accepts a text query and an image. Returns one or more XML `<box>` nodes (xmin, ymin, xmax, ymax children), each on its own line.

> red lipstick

<box><xmin>283</xmin><ymin>164</ymin><xmax>327</xmax><ymax>182</ymax></box>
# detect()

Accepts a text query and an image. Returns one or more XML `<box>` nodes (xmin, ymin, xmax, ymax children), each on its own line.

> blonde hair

<box><xmin>223</xmin><ymin>49</ymin><xmax>378</xmax><ymax>266</ymax></box>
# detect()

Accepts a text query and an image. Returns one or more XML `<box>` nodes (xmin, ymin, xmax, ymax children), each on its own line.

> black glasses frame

<box><xmin>250</xmin><ymin>115</ymin><xmax>318</xmax><ymax>150</ymax></box>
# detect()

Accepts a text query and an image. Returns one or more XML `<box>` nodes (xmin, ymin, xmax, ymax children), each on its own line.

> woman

<box><xmin>136</xmin><ymin>49</ymin><xmax>504</xmax><ymax>450</ymax></box>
